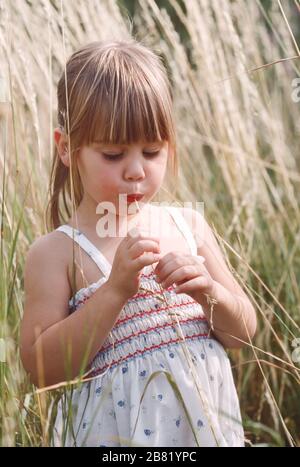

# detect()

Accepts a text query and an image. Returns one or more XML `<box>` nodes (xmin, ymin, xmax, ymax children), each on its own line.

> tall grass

<box><xmin>0</xmin><ymin>0</ymin><xmax>299</xmax><ymax>446</ymax></box>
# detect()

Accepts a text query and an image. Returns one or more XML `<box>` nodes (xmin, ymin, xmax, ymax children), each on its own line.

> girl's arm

<box><xmin>20</xmin><ymin>235</ymin><xmax>127</xmax><ymax>388</ymax></box>
<box><xmin>181</xmin><ymin>207</ymin><xmax>257</xmax><ymax>349</ymax></box>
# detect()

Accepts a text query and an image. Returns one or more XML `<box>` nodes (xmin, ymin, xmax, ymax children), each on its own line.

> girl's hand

<box><xmin>107</xmin><ymin>227</ymin><xmax>162</xmax><ymax>302</ymax></box>
<box><xmin>154</xmin><ymin>251</ymin><xmax>215</xmax><ymax>301</ymax></box>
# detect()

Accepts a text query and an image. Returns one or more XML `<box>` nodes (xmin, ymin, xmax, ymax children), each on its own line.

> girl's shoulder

<box><xmin>156</xmin><ymin>204</ymin><xmax>206</xmax><ymax>245</ymax></box>
<box><xmin>28</xmin><ymin>228</ymin><xmax>106</xmax><ymax>300</ymax></box>
<box><xmin>25</xmin><ymin>230</ymin><xmax>76</xmax><ymax>296</ymax></box>
<box><xmin>26</xmin><ymin>229</ymin><xmax>74</xmax><ymax>264</ymax></box>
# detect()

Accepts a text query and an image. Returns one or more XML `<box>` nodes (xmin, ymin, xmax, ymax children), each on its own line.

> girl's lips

<box><xmin>126</xmin><ymin>194</ymin><xmax>144</xmax><ymax>203</ymax></box>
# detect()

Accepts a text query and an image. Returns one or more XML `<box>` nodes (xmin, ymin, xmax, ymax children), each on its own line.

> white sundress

<box><xmin>52</xmin><ymin>206</ymin><xmax>245</xmax><ymax>447</ymax></box>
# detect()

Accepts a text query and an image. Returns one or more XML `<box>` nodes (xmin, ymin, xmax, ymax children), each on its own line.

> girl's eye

<box><xmin>143</xmin><ymin>151</ymin><xmax>160</xmax><ymax>157</ymax></box>
<box><xmin>102</xmin><ymin>151</ymin><xmax>160</xmax><ymax>161</ymax></box>
<box><xmin>102</xmin><ymin>153</ymin><xmax>123</xmax><ymax>160</ymax></box>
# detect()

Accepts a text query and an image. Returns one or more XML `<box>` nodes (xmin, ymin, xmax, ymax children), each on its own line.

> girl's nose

<box><xmin>124</xmin><ymin>161</ymin><xmax>146</xmax><ymax>181</ymax></box>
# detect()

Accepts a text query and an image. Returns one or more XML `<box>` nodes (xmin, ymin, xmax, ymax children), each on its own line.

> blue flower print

<box><xmin>159</xmin><ymin>363</ymin><xmax>165</xmax><ymax>369</ymax></box>
<box><xmin>191</xmin><ymin>354</ymin><xmax>197</xmax><ymax>364</ymax></box>
<box><xmin>200</xmin><ymin>353</ymin><xmax>205</xmax><ymax>359</ymax></box>
<box><xmin>122</xmin><ymin>366</ymin><xmax>128</xmax><ymax>374</ymax></box>
<box><xmin>169</xmin><ymin>352</ymin><xmax>175</xmax><ymax>359</ymax></box>
<box><xmin>144</xmin><ymin>429</ymin><xmax>154</xmax><ymax>437</ymax></box>
<box><xmin>197</xmin><ymin>419</ymin><xmax>204</xmax><ymax>428</ymax></box>
<box><xmin>117</xmin><ymin>400</ymin><xmax>126</xmax><ymax>408</ymax></box>
<box><xmin>95</xmin><ymin>386</ymin><xmax>102</xmax><ymax>395</ymax></box>
<box><xmin>209</xmin><ymin>342</ymin><xmax>213</xmax><ymax>349</ymax></box>
<box><xmin>174</xmin><ymin>416</ymin><xmax>182</xmax><ymax>428</ymax></box>
<box><xmin>139</xmin><ymin>370</ymin><xmax>147</xmax><ymax>377</ymax></box>
<box><xmin>151</xmin><ymin>393</ymin><xmax>163</xmax><ymax>401</ymax></box>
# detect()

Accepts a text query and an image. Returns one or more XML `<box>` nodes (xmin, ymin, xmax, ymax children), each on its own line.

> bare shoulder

<box><xmin>23</xmin><ymin>230</ymin><xmax>73</xmax><ymax>308</ymax></box>
<box><xmin>20</xmin><ymin>231</ymin><xmax>72</xmax><ymax>369</ymax></box>
<box><xmin>24</xmin><ymin>230</ymin><xmax>73</xmax><ymax>291</ymax></box>
<box><xmin>26</xmin><ymin>230</ymin><xmax>72</xmax><ymax>262</ymax></box>
<box><xmin>178</xmin><ymin>205</ymin><xmax>226</xmax><ymax>260</ymax></box>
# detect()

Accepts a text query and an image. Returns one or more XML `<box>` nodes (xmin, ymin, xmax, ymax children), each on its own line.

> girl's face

<box><xmin>76</xmin><ymin>140</ymin><xmax>169</xmax><ymax>215</ymax></box>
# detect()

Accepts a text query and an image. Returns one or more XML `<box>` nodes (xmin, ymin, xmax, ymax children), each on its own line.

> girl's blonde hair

<box><xmin>46</xmin><ymin>39</ymin><xmax>178</xmax><ymax>230</ymax></box>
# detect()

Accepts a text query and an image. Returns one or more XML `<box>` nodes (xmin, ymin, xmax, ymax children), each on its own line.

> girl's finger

<box><xmin>132</xmin><ymin>252</ymin><xmax>162</xmax><ymax>271</ymax></box>
<box><xmin>160</xmin><ymin>265</ymin><xmax>199</xmax><ymax>289</ymax></box>
<box><xmin>129</xmin><ymin>240</ymin><xmax>161</xmax><ymax>259</ymax></box>
<box><xmin>126</xmin><ymin>227</ymin><xmax>160</xmax><ymax>245</ymax></box>
<box><xmin>174</xmin><ymin>276</ymin><xmax>210</xmax><ymax>294</ymax></box>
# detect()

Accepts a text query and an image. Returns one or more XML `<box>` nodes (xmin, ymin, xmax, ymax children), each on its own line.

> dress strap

<box><xmin>164</xmin><ymin>206</ymin><xmax>198</xmax><ymax>255</ymax></box>
<box><xmin>56</xmin><ymin>225</ymin><xmax>112</xmax><ymax>278</ymax></box>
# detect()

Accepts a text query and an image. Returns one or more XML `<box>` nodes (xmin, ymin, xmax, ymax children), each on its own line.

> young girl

<box><xmin>20</xmin><ymin>39</ymin><xmax>256</xmax><ymax>447</ymax></box>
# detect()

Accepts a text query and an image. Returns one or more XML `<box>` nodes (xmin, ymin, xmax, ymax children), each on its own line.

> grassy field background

<box><xmin>0</xmin><ymin>0</ymin><xmax>299</xmax><ymax>446</ymax></box>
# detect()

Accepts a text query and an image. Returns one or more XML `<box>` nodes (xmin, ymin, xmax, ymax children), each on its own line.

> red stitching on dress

<box><xmin>72</xmin><ymin>296</ymin><xmax>89</xmax><ymax>308</ymax></box>
<box><xmin>100</xmin><ymin>315</ymin><xmax>208</xmax><ymax>352</ymax></box>
<box><xmin>115</xmin><ymin>300</ymin><xmax>205</xmax><ymax>327</ymax></box>
<box><xmin>71</xmin><ymin>289</ymin><xmax>201</xmax><ymax>314</ymax></box>
<box><xmin>88</xmin><ymin>332</ymin><xmax>209</xmax><ymax>377</ymax></box>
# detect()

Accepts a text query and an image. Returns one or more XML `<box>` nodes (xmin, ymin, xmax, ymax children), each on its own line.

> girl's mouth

<box><xmin>126</xmin><ymin>194</ymin><xmax>144</xmax><ymax>203</ymax></box>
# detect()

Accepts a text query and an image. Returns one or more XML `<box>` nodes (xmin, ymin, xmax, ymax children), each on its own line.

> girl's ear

<box><xmin>54</xmin><ymin>127</ymin><xmax>70</xmax><ymax>168</ymax></box>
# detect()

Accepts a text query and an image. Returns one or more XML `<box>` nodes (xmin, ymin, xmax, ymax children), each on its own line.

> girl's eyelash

<box><xmin>102</xmin><ymin>151</ymin><xmax>160</xmax><ymax>160</ymax></box>
<box><xmin>144</xmin><ymin>151</ymin><xmax>160</xmax><ymax>156</ymax></box>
